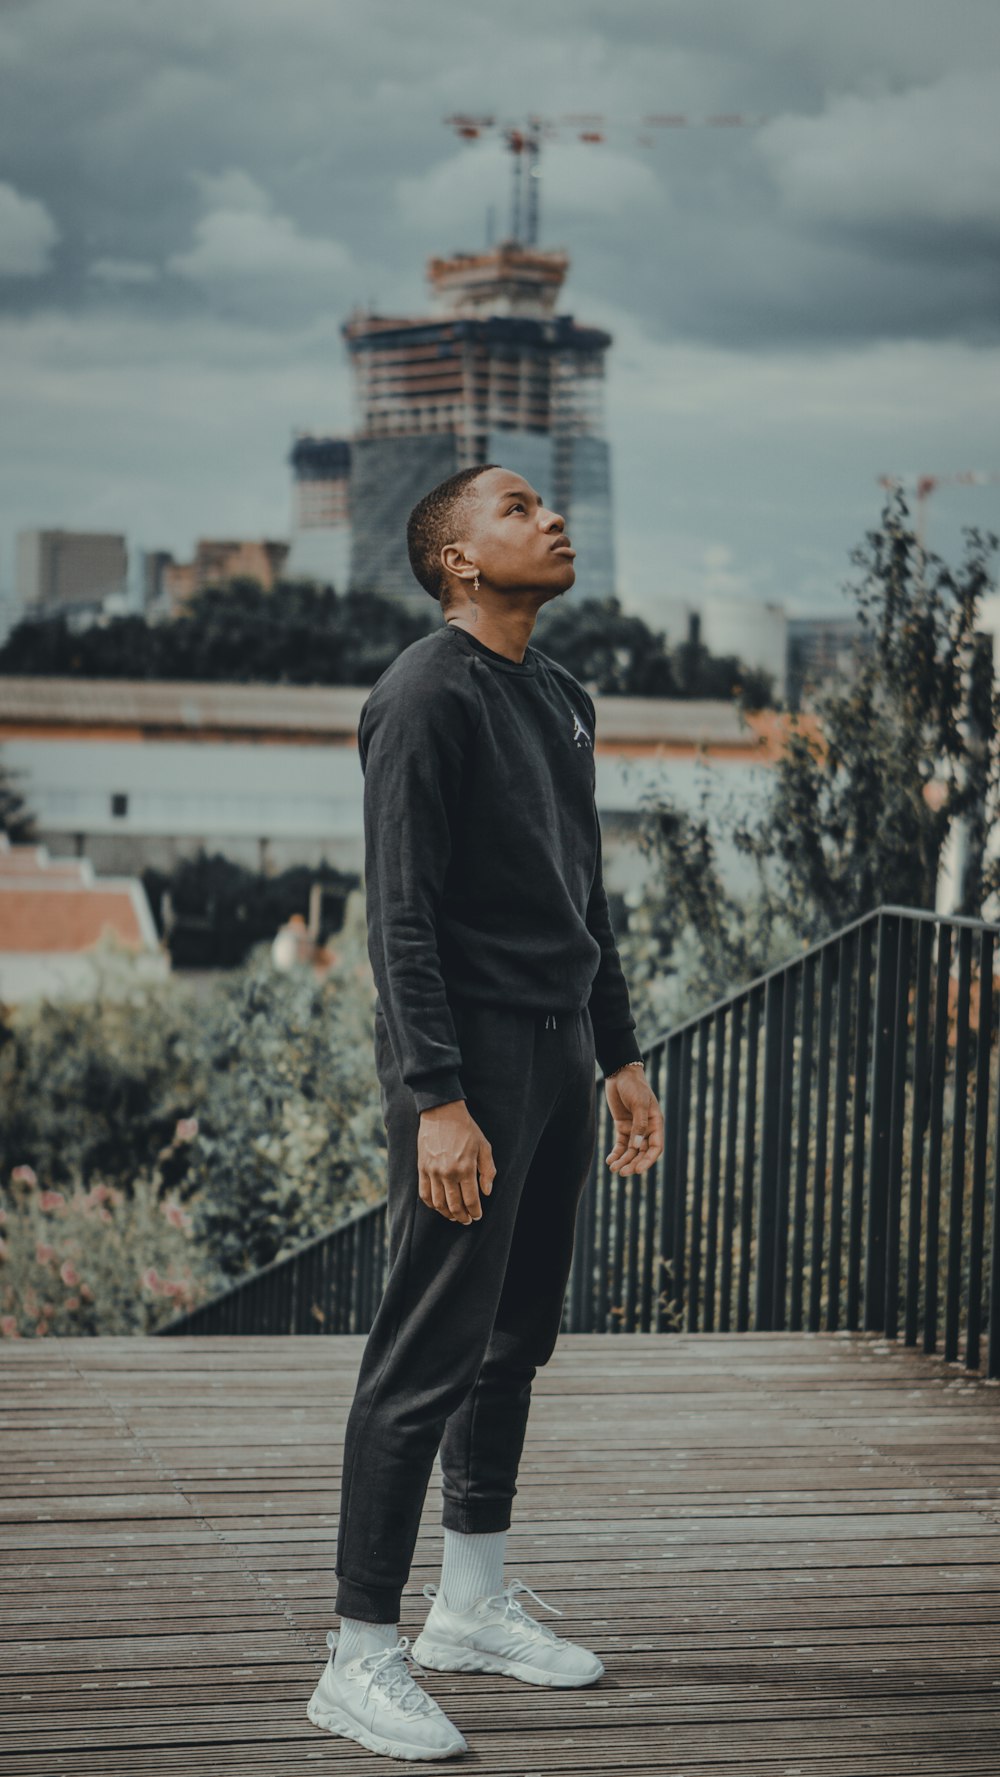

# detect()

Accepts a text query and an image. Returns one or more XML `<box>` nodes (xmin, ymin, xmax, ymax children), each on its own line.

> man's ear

<box><xmin>440</xmin><ymin>542</ymin><xmax>477</xmax><ymax>583</ymax></box>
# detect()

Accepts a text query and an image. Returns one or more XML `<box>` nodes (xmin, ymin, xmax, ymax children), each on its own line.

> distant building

<box><xmin>786</xmin><ymin>615</ymin><xmax>868</xmax><ymax>709</ymax></box>
<box><xmin>0</xmin><ymin>675</ymin><xmax>794</xmax><ymax>894</ymax></box>
<box><xmin>700</xmin><ymin>597</ymin><xmax>788</xmax><ymax>702</ymax></box>
<box><xmin>342</xmin><ymin>240</ymin><xmax>615</xmax><ymax>608</ymax></box>
<box><xmin>158</xmin><ymin>538</ymin><xmax>291</xmax><ymax>617</ymax></box>
<box><xmin>15</xmin><ymin>529</ymin><xmax>127</xmax><ymax>624</ymax></box>
<box><xmin>284</xmin><ymin>434</ymin><xmax>352</xmax><ymax>590</ymax></box>
<box><xmin>0</xmin><ymin>833</ymin><xmax>167</xmax><ymax>1003</ymax></box>
<box><xmin>142</xmin><ymin>549</ymin><xmax>175</xmax><ymax>616</ymax></box>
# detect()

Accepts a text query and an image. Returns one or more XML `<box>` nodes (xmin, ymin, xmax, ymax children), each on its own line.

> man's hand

<box><xmin>604</xmin><ymin>1065</ymin><xmax>664</xmax><ymax>1176</ymax></box>
<box><xmin>417</xmin><ymin>1100</ymin><xmax>496</xmax><ymax>1224</ymax></box>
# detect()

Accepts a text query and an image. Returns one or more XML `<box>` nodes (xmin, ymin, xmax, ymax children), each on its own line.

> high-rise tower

<box><xmin>344</xmin><ymin>237</ymin><xmax>614</xmax><ymax>607</ymax></box>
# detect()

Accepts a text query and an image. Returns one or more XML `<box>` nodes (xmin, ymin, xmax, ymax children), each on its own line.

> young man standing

<box><xmin>307</xmin><ymin>464</ymin><xmax>664</xmax><ymax>1760</ymax></box>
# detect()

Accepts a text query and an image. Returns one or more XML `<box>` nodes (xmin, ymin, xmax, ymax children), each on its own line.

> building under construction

<box><xmin>291</xmin><ymin>125</ymin><xmax>617</xmax><ymax>608</ymax></box>
<box><xmin>343</xmin><ymin>239</ymin><xmax>614</xmax><ymax>605</ymax></box>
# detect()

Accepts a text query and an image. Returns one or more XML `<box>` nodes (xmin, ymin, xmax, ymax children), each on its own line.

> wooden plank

<box><xmin>0</xmin><ymin>1332</ymin><xmax>996</xmax><ymax>1775</ymax></box>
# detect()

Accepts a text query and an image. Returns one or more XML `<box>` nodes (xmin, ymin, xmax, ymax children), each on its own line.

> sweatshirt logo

<box><xmin>572</xmin><ymin>711</ymin><xmax>592</xmax><ymax>748</ymax></box>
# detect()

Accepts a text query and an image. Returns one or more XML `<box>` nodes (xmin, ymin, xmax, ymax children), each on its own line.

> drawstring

<box><xmin>544</xmin><ymin>1012</ymin><xmax>557</xmax><ymax>1029</ymax></box>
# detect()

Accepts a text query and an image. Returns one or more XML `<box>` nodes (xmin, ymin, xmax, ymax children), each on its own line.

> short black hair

<box><xmin>406</xmin><ymin>464</ymin><xmax>498</xmax><ymax>602</ymax></box>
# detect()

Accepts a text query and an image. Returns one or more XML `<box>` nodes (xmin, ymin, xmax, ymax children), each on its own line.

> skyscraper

<box><xmin>285</xmin><ymin>434</ymin><xmax>352</xmax><ymax>590</ymax></box>
<box><xmin>343</xmin><ymin>239</ymin><xmax>615</xmax><ymax>607</ymax></box>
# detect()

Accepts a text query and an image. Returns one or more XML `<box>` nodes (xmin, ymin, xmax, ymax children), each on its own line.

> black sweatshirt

<box><xmin>357</xmin><ymin>622</ymin><xmax>644</xmax><ymax>1112</ymax></box>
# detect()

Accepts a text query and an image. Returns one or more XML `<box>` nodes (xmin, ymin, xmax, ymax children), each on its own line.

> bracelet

<box><xmin>606</xmin><ymin>1059</ymin><xmax>645</xmax><ymax>1080</ymax></box>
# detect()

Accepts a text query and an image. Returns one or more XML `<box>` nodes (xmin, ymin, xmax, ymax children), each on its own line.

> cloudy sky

<box><xmin>1</xmin><ymin>0</ymin><xmax>999</xmax><ymax>627</ymax></box>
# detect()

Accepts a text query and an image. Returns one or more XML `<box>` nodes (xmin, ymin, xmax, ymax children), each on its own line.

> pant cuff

<box><xmin>334</xmin><ymin>1575</ymin><xmax>403</xmax><ymax>1625</ymax></box>
<box><xmin>440</xmin><ymin>1498</ymin><xmax>514</xmax><ymax>1535</ymax></box>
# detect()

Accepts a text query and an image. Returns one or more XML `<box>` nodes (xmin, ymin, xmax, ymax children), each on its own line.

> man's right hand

<box><xmin>417</xmin><ymin>1100</ymin><xmax>496</xmax><ymax>1224</ymax></box>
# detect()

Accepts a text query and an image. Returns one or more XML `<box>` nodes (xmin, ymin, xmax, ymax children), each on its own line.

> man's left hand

<box><xmin>603</xmin><ymin>1065</ymin><xmax>664</xmax><ymax>1176</ymax></box>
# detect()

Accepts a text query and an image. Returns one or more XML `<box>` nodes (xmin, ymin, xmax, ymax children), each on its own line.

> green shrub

<box><xmin>0</xmin><ymin>887</ymin><xmax>389</xmax><ymax>1329</ymax></box>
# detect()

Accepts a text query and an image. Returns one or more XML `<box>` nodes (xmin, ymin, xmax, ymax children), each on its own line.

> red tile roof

<box><xmin>0</xmin><ymin>837</ymin><xmax>158</xmax><ymax>955</ymax></box>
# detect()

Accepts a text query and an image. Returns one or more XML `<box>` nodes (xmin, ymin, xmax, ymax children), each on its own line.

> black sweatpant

<box><xmin>334</xmin><ymin>996</ymin><xmax>599</xmax><ymax>1623</ymax></box>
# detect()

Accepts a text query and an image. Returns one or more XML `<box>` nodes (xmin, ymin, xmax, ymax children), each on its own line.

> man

<box><xmin>307</xmin><ymin>464</ymin><xmax>664</xmax><ymax>1760</ymax></box>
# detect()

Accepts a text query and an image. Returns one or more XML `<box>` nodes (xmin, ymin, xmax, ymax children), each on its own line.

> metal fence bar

<box><xmin>827</xmin><ymin>928</ymin><xmax>855</xmax><ymax>1332</ymax></box>
<box><xmin>737</xmin><ymin>985</ymin><xmax>761</xmax><ymax>1332</ymax></box>
<box><xmin>847</xmin><ymin>918</ymin><xmax>874</xmax><ymax>1331</ymax></box>
<box><xmin>905</xmin><ymin>920</ymin><xmax>934</xmax><ymax>1348</ymax></box>
<box><xmin>719</xmin><ymin>995</ymin><xmax>743</xmax><ymax>1333</ymax></box>
<box><xmin>688</xmin><ymin>1019</ymin><xmax>709</xmax><ymax>1331</ymax></box>
<box><xmin>791</xmin><ymin>953</ymin><xmax>816</xmax><ymax>1332</ymax></box>
<box><xmin>945</xmin><ymin>925</ymin><xmax>973</xmax><ymax>1364</ymax></box>
<box><xmin>704</xmin><ymin>1010</ymin><xmax>725</xmax><ymax>1333</ymax></box>
<box><xmin>884</xmin><ymin>916</ymin><xmax>913</xmax><ymax>1339</ymax></box>
<box><xmin>924</xmin><ymin>924</ymin><xmax>952</xmax><ymax>1356</ymax></box>
<box><xmin>966</xmin><ymin>927</ymin><xmax>994</xmax><ymax>1374</ymax></box>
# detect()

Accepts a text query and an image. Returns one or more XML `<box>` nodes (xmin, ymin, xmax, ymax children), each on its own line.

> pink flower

<box><xmin>35</xmin><ymin>1320</ymin><xmax>49</xmax><ymax>1336</ymax></box>
<box><xmin>89</xmin><ymin>1184</ymin><xmax>111</xmax><ymax>1205</ymax></box>
<box><xmin>174</xmin><ymin>1117</ymin><xmax>199</xmax><ymax>1143</ymax></box>
<box><xmin>38</xmin><ymin>1190</ymin><xmax>65</xmax><ymax>1212</ymax></box>
<box><xmin>64</xmin><ymin>1295</ymin><xmax>80</xmax><ymax>1310</ymax></box>
<box><xmin>99</xmin><ymin>1207</ymin><xmax>113</xmax><ymax>1224</ymax></box>
<box><xmin>59</xmin><ymin>1261</ymin><xmax>78</xmax><ymax>1288</ymax></box>
<box><xmin>1</xmin><ymin>1315</ymin><xmax>19</xmax><ymax>1337</ymax></box>
<box><xmin>11</xmin><ymin>1165</ymin><xmax>37</xmax><ymax>1187</ymax></box>
<box><xmin>79</xmin><ymin>1283</ymin><xmax>93</xmax><ymax>1303</ymax></box>
<box><xmin>161</xmin><ymin>1200</ymin><xmax>193</xmax><ymax>1234</ymax></box>
<box><xmin>141</xmin><ymin>1266</ymin><xmax>163</xmax><ymax>1293</ymax></box>
<box><xmin>35</xmin><ymin>1242</ymin><xmax>55</xmax><ymax>1265</ymax></box>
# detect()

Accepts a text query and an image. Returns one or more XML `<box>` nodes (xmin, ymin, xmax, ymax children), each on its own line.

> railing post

<box><xmin>756</xmin><ymin>971</ymin><xmax>785</xmax><ymax>1330</ymax></box>
<box><xmin>884</xmin><ymin>915</ymin><xmax>913</xmax><ymax>1339</ymax></box>
<box><xmin>865</xmin><ymin>911</ymin><xmax>899</xmax><ymax>1330</ymax></box>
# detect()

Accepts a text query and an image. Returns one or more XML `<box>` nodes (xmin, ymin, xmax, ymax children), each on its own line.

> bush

<box><xmin>0</xmin><ymin>1159</ymin><xmax>224</xmax><ymax>1337</ymax></box>
<box><xmin>0</xmin><ymin>887</ymin><xmax>389</xmax><ymax>1328</ymax></box>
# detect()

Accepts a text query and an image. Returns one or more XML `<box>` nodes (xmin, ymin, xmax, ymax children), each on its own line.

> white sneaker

<box><xmin>411</xmin><ymin>1577</ymin><xmax>605</xmax><ymax>1688</ymax></box>
<box><xmin>306</xmin><ymin>1629</ymin><xmax>468</xmax><ymax>1761</ymax></box>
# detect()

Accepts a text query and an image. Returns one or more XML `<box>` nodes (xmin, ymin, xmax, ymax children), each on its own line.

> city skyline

<box><xmin>1</xmin><ymin>1</ymin><xmax>998</xmax><ymax>628</ymax></box>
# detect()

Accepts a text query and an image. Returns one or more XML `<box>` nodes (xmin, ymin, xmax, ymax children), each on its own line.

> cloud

<box><xmin>396</xmin><ymin>139</ymin><xmax>664</xmax><ymax>243</ymax></box>
<box><xmin>757</xmin><ymin>70</ymin><xmax>1000</xmax><ymax>236</ymax></box>
<box><xmin>88</xmin><ymin>257</ymin><xmax>159</xmax><ymax>284</ymax></box>
<box><xmin>165</xmin><ymin>168</ymin><xmax>357</xmax><ymax>317</ymax></box>
<box><xmin>0</xmin><ymin>181</ymin><xmax>58</xmax><ymax>277</ymax></box>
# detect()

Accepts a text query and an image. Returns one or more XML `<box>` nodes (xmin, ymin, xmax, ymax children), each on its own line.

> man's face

<box><xmin>453</xmin><ymin>468</ymin><xmax>576</xmax><ymax>598</ymax></box>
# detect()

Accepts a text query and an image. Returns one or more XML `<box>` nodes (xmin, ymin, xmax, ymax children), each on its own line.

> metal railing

<box><xmin>159</xmin><ymin>905</ymin><xmax>1000</xmax><ymax>1379</ymax></box>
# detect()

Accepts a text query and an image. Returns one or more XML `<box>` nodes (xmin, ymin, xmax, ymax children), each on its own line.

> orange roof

<box><xmin>0</xmin><ymin>888</ymin><xmax>145</xmax><ymax>953</ymax></box>
<box><xmin>0</xmin><ymin>836</ymin><xmax>159</xmax><ymax>955</ymax></box>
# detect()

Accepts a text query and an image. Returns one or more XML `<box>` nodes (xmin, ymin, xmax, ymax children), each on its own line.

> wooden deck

<box><xmin>2</xmin><ymin>1331</ymin><xmax>999</xmax><ymax>1775</ymax></box>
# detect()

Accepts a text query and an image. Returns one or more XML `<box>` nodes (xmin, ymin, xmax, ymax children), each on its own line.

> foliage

<box><xmin>141</xmin><ymin>849</ymin><xmax>357</xmax><ymax>968</ymax></box>
<box><xmin>0</xmin><ymin>746</ymin><xmax>35</xmax><ymax>843</ymax></box>
<box><xmin>0</xmin><ymin>888</ymin><xmax>388</xmax><ymax>1326</ymax></box>
<box><xmin>0</xmin><ymin>961</ymin><xmax>199</xmax><ymax>1194</ymax></box>
<box><xmin>0</xmin><ymin>580</ymin><xmax>434</xmax><ymax>687</ymax></box>
<box><xmin>177</xmin><ymin>894</ymin><xmax>387</xmax><ymax>1277</ymax></box>
<box><xmin>533</xmin><ymin>595</ymin><xmax>774</xmax><ymax>705</ymax></box>
<box><xmin>619</xmin><ymin>490</ymin><xmax>1000</xmax><ymax>1018</ymax></box>
<box><xmin>0</xmin><ymin>1159</ymin><xmax>224</xmax><ymax>1338</ymax></box>
<box><xmin>0</xmin><ymin>578</ymin><xmax>773</xmax><ymax>705</ymax></box>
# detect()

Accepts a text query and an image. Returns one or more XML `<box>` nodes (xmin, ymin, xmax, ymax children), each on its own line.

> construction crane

<box><xmin>444</xmin><ymin>111</ymin><xmax>770</xmax><ymax>247</ymax></box>
<box><xmin>877</xmin><ymin>471</ymin><xmax>1000</xmax><ymax>550</ymax></box>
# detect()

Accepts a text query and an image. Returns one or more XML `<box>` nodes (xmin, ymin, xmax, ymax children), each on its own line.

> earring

<box><xmin>472</xmin><ymin>569</ymin><xmax>480</xmax><ymax>594</ymax></box>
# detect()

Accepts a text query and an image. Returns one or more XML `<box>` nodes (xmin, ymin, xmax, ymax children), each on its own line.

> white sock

<box><xmin>334</xmin><ymin>1616</ymin><xmax>399</xmax><ymax>1669</ymax></box>
<box><xmin>438</xmin><ymin>1527</ymin><xmax>508</xmax><ymax>1611</ymax></box>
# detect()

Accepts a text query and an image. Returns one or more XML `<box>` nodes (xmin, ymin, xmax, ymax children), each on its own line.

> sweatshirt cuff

<box><xmin>592</xmin><ymin>1026</ymin><xmax>644</xmax><ymax>1079</ymax></box>
<box><xmin>409</xmin><ymin>1070</ymin><xmax>466</xmax><ymax>1114</ymax></box>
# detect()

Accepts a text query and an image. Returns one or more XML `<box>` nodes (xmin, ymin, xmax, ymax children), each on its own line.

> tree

<box><xmin>0</xmin><ymin>580</ymin><xmax>773</xmax><ymax>703</ymax></box>
<box><xmin>0</xmin><ymin>748</ymin><xmax>35</xmax><ymax>844</ymax></box>
<box><xmin>620</xmin><ymin>489</ymin><xmax>1000</xmax><ymax>1028</ymax></box>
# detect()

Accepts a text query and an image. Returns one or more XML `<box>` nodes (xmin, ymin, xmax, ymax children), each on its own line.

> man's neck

<box><xmin>445</xmin><ymin>612</ymin><xmax>537</xmax><ymax>667</ymax></box>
